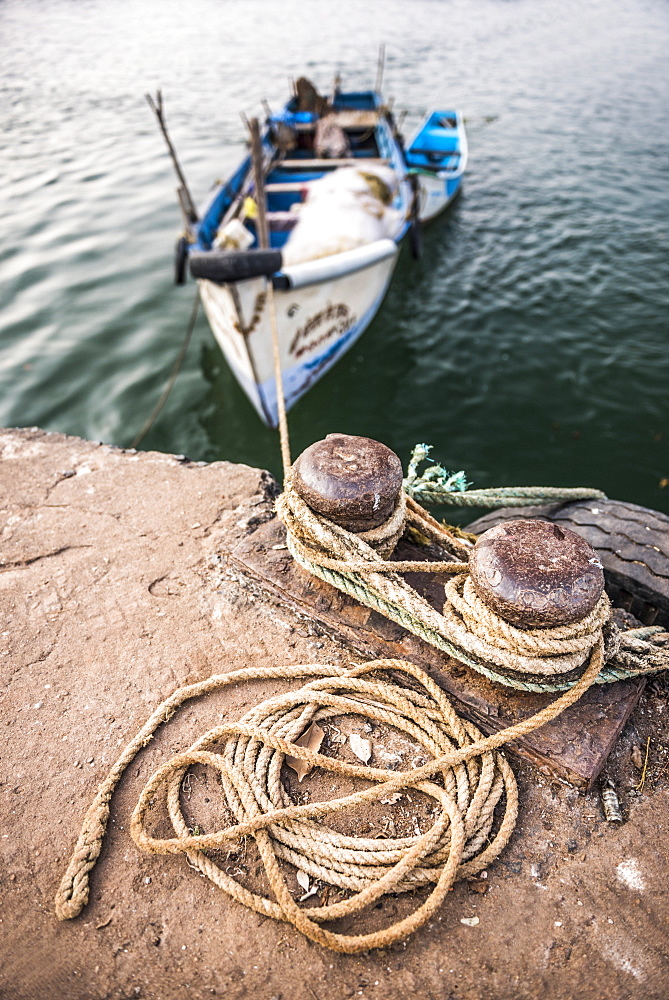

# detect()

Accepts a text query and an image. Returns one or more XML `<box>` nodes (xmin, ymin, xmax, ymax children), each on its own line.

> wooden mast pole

<box><xmin>249</xmin><ymin>117</ymin><xmax>270</xmax><ymax>250</ymax></box>
<box><xmin>145</xmin><ymin>90</ymin><xmax>198</xmax><ymax>225</ymax></box>
<box><xmin>375</xmin><ymin>43</ymin><xmax>386</xmax><ymax>95</ymax></box>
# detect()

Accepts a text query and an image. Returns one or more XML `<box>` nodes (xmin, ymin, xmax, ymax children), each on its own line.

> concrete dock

<box><xmin>1</xmin><ymin>427</ymin><xmax>668</xmax><ymax>1000</ymax></box>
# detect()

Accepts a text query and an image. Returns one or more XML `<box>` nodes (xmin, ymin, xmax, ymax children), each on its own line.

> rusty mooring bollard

<box><xmin>292</xmin><ymin>434</ymin><xmax>404</xmax><ymax>532</ymax></box>
<box><xmin>469</xmin><ymin>519</ymin><xmax>605</xmax><ymax>629</ymax></box>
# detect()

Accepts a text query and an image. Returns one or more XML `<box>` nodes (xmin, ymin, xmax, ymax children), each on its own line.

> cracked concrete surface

<box><xmin>1</xmin><ymin>427</ymin><xmax>668</xmax><ymax>1000</ymax></box>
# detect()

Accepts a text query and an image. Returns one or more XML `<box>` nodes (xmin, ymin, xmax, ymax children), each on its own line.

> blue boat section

<box><xmin>332</xmin><ymin>91</ymin><xmax>379</xmax><ymax>112</ymax></box>
<box><xmin>195</xmin><ymin>156</ymin><xmax>251</xmax><ymax>251</ymax></box>
<box><xmin>256</xmin><ymin>277</ymin><xmax>395</xmax><ymax>428</ymax></box>
<box><xmin>405</xmin><ymin>110</ymin><xmax>464</xmax><ymax>174</ymax></box>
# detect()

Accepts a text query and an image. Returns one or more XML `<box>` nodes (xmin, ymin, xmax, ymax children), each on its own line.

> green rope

<box><xmin>403</xmin><ymin>444</ymin><xmax>606</xmax><ymax>509</ymax></box>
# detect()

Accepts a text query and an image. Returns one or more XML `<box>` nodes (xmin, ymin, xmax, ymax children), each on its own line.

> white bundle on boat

<box><xmin>214</xmin><ymin>217</ymin><xmax>254</xmax><ymax>251</ymax></box>
<box><xmin>282</xmin><ymin>164</ymin><xmax>401</xmax><ymax>266</ymax></box>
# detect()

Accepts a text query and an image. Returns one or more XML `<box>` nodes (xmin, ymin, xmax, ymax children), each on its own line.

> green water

<box><xmin>1</xmin><ymin>0</ymin><xmax>668</xmax><ymax>512</ymax></box>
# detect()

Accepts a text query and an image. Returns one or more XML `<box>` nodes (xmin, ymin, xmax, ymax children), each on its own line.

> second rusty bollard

<box><xmin>469</xmin><ymin>519</ymin><xmax>605</xmax><ymax>629</ymax></box>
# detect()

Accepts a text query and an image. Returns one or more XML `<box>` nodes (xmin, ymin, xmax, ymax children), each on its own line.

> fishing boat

<box><xmin>160</xmin><ymin>79</ymin><xmax>467</xmax><ymax>428</ymax></box>
<box><xmin>404</xmin><ymin>110</ymin><xmax>469</xmax><ymax>222</ymax></box>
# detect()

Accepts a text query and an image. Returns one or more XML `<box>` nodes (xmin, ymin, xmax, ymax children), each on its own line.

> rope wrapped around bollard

<box><xmin>276</xmin><ymin>475</ymin><xmax>669</xmax><ymax>693</ymax></box>
<box><xmin>55</xmin><ymin>452</ymin><xmax>668</xmax><ymax>952</ymax></box>
<box><xmin>55</xmin><ymin>475</ymin><xmax>665</xmax><ymax>949</ymax></box>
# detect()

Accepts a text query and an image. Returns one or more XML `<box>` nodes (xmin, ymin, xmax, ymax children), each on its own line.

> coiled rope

<box><xmin>56</xmin><ymin>652</ymin><xmax>606</xmax><ymax>952</ymax></box>
<box><xmin>56</xmin><ymin>273</ymin><xmax>668</xmax><ymax>954</ymax></box>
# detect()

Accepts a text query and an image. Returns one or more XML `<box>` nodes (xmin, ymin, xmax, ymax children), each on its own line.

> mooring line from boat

<box><xmin>268</xmin><ymin>282</ymin><xmax>292</xmax><ymax>477</ymax></box>
<box><xmin>130</xmin><ymin>291</ymin><xmax>200</xmax><ymax>450</ymax></box>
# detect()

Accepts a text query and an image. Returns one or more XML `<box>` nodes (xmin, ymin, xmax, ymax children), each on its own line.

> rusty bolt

<box><xmin>292</xmin><ymin>434</ymin><xmax>403</xmax><ymax>531</ymax></box>
<box><xmin>469</xmin><ymin>519</ymin><xmax>605</xmax><ymax>629</ymax></box>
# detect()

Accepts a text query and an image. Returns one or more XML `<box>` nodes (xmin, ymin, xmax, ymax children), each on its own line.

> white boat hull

<box><xmin>198</xmin><ymin>240</ymin><xmax>399</xmax><ymax>427</ymax></box>
<box><xmin>416</xmin><ymin>170</ymin><xmax>464</xmax><ymax>222</ymax></box>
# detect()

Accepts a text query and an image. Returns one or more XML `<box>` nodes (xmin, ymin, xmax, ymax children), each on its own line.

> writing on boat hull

<box><xmin>290</xmin><ymin>303</ymin><xmax>355</xmax><ymax>359</ymax></box>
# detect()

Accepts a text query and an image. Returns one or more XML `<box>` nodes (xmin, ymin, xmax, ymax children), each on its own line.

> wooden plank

<box><xmin>226</xmin><ymin>514</ymin><xmax>644</xmax><ymax>791</ymax></box>
<box><xmin>278</xmin><ymin>157</ymin><xmax>390</xmax><ymax>169</ymax></box>
<box><xmin>266</xmin><ymin>181</ymin><xmax>314</xmax><ymax>193</ymax></box>
<box><xmin>294</xmin><ymin>111</ymin><xmax>381</xmax><ymax>132</ymax></box>
<box><xmin>249</xmin><ymin>118</ymin><xmax>269</xmax><ymax>250</ymax></box>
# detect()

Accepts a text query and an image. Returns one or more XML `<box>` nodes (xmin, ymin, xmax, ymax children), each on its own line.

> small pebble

<box><xmin>460</xmin><ymin>916</ymin><xmax>480</xmax><ymax>927</ymax></box>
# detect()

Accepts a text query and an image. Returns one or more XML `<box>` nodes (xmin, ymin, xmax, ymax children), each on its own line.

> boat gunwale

<box><xmin>273</xmin><ymin>238</ymin><xmax>398</xmax><ymax>290</ymax></box>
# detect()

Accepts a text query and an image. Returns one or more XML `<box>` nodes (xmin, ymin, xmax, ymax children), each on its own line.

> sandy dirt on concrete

<box><xmin>1</xmin><ymin>427</ymin><xmax>668</xmax><ymax>1000</ymax></box>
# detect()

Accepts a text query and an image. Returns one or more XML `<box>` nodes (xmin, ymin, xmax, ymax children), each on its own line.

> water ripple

<box><xmin>0</xmin><ymin>0</ymin><xmax>668</xmax><ymax>511</ymax></box>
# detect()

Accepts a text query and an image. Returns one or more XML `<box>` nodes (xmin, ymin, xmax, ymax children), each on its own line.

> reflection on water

<box><xmin>0</xmin><ymin>0</ymin><xmax>667</xmax><ymax>512</ymax></box>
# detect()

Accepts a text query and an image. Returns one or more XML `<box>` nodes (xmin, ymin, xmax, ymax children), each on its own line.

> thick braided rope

<box><xmin>54</xmin><ymin>664</ymin><xmax>336</xmax><ymax>921</ymax></box>
<box><xmin>404</xmin><ymin>484</ymin><xmax>607</xmax><ymax>508</ymax></box>
<box><xmin>276</xmin><ymin>481</ymin><xmax>669</xmax><ymax>693</ymax></box>
<box><xmin>56</xmin><ymin>650</ymin><xmax>606</xmax><ymax>952</ymax></box>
